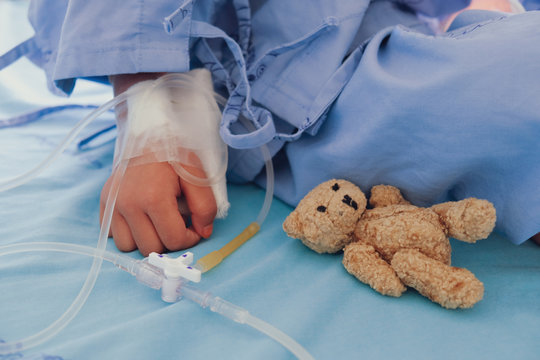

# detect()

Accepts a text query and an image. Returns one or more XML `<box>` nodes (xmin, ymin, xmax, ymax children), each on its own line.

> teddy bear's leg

<box><xmin>391</xmin><ymin>249</ymin><xmax>484</xmax><ymax>309</ymax></box>
<box><xmin>343</xmin><ymin>242</ymin><xmax>406</xmax><ymax>297</ymax></box>
<box><xmin>430</xmin><ymin>198</ymin><xmax>496</xmax><ymax>243</ymax></box>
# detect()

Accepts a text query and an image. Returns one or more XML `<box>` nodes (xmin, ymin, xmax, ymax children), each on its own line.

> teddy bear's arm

<box><xmin>391</xmin><ymin>248</ymin><xmax>484</xmax><ymax>309</ymax></box>
<box><xmin>430</xmin><ymin>198</ymin><xmax>496</xmax><ymax>243</ymax></box>
<box><xmin>369</xmin><ymin>185</ymin><xmax>411</xmax><ymax>208</ymax></box>
<box><xmin>343</xmin><ymin>242</ymin><xmax>406</xmax><ymax>297</ymax></box>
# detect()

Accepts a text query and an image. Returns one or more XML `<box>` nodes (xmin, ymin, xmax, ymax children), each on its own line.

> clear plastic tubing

<box><xmin>0</xmin><ymin>80</ymin><xmax>145</xmax><ymax>353</ymax></box>
<box><xmin>0</xmin><ymin>242</ymin><xmax>314</xmax><ymax>360</ymax></box>
<box><xmin>0</xmin><ymin>93</ymin><xmax>128</xmax><ymax>193</ymax></box>
<box><xmin>0</xmin><ymin>90</ymin><xmax>129</xmax><ymax>354</ymax></box>
<box><xmin>181</xmin><ymin>284</ymin><xmax>314</xmax><ymax>360</ymax></box>
<box><xmin>243</xmin><ymin>115</ymin><xmax>274</xmax><ymax>227</ymax></box>
<box><xmin>0</xmin><ymin>162</ymin><xmax>127</xmax><ymax>355</ymax></box>
<box><xmin>0</xmin><ymin>73</ymin><xmax>276</xmax><ymax>353</ymax></box>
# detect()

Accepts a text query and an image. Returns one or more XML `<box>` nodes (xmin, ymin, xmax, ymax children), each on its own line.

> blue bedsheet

<box><xmin>1</xmin><ymin>2</ymin><xmax>539</xmax><ymax>359</ymax></box>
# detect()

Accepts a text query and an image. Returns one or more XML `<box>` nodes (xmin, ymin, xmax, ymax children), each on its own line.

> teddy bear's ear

<box><xmin>283</xmin><ymin>210</ymin><xmax>302</xmax><ymax>237</ymax></box>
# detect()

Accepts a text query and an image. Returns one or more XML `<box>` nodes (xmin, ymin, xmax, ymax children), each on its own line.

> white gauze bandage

<box><xmin>113</xmin><ymin>69</ymin><xmax>230</xmax><ymax>218</ymax></box>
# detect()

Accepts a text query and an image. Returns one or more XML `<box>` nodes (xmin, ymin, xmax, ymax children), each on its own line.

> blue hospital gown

<box><xmin>3</xmin><ymin>0</ymin><xmax>540</xmax><ymax>244</ymax></box>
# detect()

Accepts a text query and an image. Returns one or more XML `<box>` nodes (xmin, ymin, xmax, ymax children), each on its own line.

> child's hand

<box><xmin>465</xmin><ymin>0</ymin><xmax>514</xmax><ymax>12</ymax></box>
<box><xmin>441</xmin><ymin>0</ymin><xmax>517</xmax><ymax>31</ymax></box>
<box><xmin>100</xmin><ymin>161</ymin><xmax>217</xmax><ymax>256</ymax></box>
<box><xmin>102</xmin><ymin>72</ymin><xmax>218</xmax><ymax>256</ymax></box>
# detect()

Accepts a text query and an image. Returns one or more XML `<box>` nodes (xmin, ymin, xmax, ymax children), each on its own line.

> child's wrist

<box><xmin>109</xmin><ymin>72</ymin><xmax>167</xmax><ymax>96</ymax></box>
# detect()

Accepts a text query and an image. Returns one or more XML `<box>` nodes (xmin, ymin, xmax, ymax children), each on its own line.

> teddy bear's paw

<box><xmin>343</xmin><ymin>242</ymin><xmax>406</xmax><ymax>297</ymax></box>
<box><xmin>283</xmin><ymin>179</ymin><xmax>367</xmax><ymax>253</ymax></box>
<box><xmin>392</xmin><ymin>249</ymin><xmax>484</xmax><ymax>309</ymax></box>
<box><xmin>431</xmin><ymin>198</ymin><xmax>496</xmax><ymax>243</ymax></box>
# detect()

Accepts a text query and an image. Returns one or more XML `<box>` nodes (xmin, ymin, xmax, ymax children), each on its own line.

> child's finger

<box><xmin>179</xmin><ymin>176</ymin><xmax>217</xmax><ymax>239</ymax></box>
<box><xmin>123</xmin><ymin>211</ymin><xmax>165</xmax><ymax>257</ymax></box>
<box><xmin>146</xmin><ymin>196</ymin><xmax>201</xmax><ymax>251</ymax></box>
<box><xmin>172</xmin><ymin>154</ymin><xmax>217</xmax><ymax>239</ymax></box>
<box><xmin>110</xmin><ymin>212</ymin><xmax>136</xmax><ymax>253</ymax></box>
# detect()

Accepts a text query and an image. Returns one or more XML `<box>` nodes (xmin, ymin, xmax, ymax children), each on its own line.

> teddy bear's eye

<box><xmin>342</xmin><ymin>195</ymin><xmax>358</xmax><ymax>210</ymax></box>
<box><xmin>317</xmin><ymin>205</ymin><xmax>327</xmax><ymax>212</ymax></box>
<box><xmin>332</xmin><ymin>183</ymin><xmax>340</xmax><ymax>191</ymax></box>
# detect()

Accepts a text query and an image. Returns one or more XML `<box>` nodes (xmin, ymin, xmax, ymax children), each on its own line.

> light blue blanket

<box><xmin>1</xmin><ymin>2</ymin><xmax>539</xmax><ymax>359</ymax></box>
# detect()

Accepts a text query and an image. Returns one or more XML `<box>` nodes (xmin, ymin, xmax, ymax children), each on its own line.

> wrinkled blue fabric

<box><xmin>1</xmin><ymin>0</ymin><xmax>539</xmax><ymax>244</ymax></box>
<box><xmin>18</xmin><ymin>0</ymin><xmax>468</xmax><ymax>146</ymax></box>
<box><xmin>261</xmin><ymin>10</ymin><xmax>540</xmax><ymax>244</ymax></box>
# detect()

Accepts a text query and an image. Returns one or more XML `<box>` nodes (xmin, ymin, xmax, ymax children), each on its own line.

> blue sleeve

<box><xmin>27</xmin><ymin>0</ymin><xmax>193</xmax><ymax>95</ymax></box>
<box><xmin>391</xmin><ymin>0</ymin><xmax>472</xmax><ymax>17</ymax></box>
<box><xmin>522</xmin><ymin>0</ymin><xmax>540</xmax><ymax>10</ymax></box>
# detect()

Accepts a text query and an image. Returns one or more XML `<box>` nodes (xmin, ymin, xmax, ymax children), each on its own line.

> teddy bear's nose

<box><xmin>342</xmin><ymin>195</ymin><xmax>358</xmax><ymax>210</ymax></box>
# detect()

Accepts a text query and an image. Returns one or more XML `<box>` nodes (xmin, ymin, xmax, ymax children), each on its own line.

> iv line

<box><xmin>0</xmin><ymin>72</ymin><xmax>304</xmax><ymax>357</ymax></box>
<box><xmin>194</xmin><ymin>115</ymin><xmax>275</xmax><ymax>272</ymax></box>
<box><xmin>0</xmin><ymin>242</ymin><xmax>314</xmax><ymax>360</ymax></box>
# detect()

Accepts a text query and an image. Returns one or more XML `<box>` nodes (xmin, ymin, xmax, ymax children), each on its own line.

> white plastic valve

<box><xmin>148</xmin><ymin>252</ymin><xmax>201</xmax><ymax>283</ymax></box>
<box><xmin>148</xmin><ymin>252</ymin><xmax>202</xmax><ymax>303</ymax></box>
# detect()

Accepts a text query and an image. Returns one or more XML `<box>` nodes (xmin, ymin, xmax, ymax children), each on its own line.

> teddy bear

<box><xmin>283</xmin><ymin>179</ymin><xmax>496</xmax><ymax>309</ymax></box>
